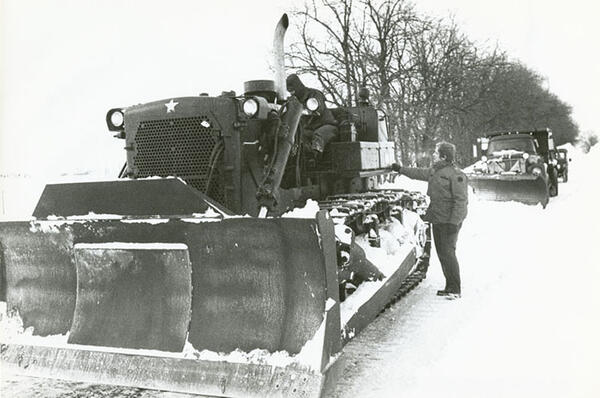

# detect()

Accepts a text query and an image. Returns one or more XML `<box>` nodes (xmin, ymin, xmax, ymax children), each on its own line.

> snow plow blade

<box><xmin>468</xmin><ymin>174</ymin><xmax>549</xmax><ymax>207</ymax></box>
<box><xmin>0</xmin><ymin>179</ymin><xmax>424</xmax><ymax>397</ymax></box>
<box><xmin>0</xmin><ymin>216</ymin><xmax>332</xmax><ymax>354</ymax></box>
<box><xmin>0</xmin><ymin>214</ymin><xmax>338</xmax><ymax>396</ymax></box>
<box><xmin>0</xmin><ymin>212</ymin><xmax>420</xmax><ymax>397</ymax></box>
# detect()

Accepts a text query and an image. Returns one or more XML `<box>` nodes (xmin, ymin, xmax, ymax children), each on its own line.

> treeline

<box><xmin>287</xmin><ymin>0</ymin><xmax>579</xmax><ymax>165</ymax></box>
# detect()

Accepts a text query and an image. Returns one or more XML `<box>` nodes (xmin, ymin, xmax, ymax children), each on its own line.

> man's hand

<box><xmin>391</xmin><ymin>163</ymin><xmax>402</xmax><ymax>173</ymax></box>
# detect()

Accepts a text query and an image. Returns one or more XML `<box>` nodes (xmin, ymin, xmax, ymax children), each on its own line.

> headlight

<box><xmin>551</xmin><ymin>159</ymin><xmax>558</xmax><ymax>166</ymax></box>
<box><xmin>306</xmin><ymin>97</ymin><xmax>319</xmax><ymax>111</ymax></box>
<box><xmin>481</xmin><ymin>155</ymin><xmax>487</xmax><ymax>162</ymax></box>
<box><xmin>531</xmin><ymin>167</ymin><xmax>542</xmax><ymax>176</ymax></box>
<box><xmin>110</xmin><ymin>111</ymin><xmax>124</xmax><ymax>127</ymax></box>
<box><xmin>242</xmin><ymin>98</ymin><xmax>259</xmax><ymax>117</ymax></box>
<box><xmin>106</xmin><ymin>108</ymin><xmax>125</xmax><ymax>132</ymax></box>
<box><xmin>522</xmin><ymin>153</ymin><xmax>529</xmax><ymax>160</ymax></box>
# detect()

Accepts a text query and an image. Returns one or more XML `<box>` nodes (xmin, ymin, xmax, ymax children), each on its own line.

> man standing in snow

<box><xmin>392</xmin><ymin>142</ymin><xmax>468</xmax><ymax>300</ymax></box>
<box><xmin>286</xmin><ymin>74</ymin><xmax>338</xmax><ymax>154</ymax></box>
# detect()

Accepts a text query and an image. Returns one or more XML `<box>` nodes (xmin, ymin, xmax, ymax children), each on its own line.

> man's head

<box><xmin>286</xmin><ymin>74</ymin><xmax>307</xmax><ymax>97</ymax></box>
<box><xmin>434</xmin><ymin>141</ymin><xmax>456</xmax><ymax>163</ymax></box>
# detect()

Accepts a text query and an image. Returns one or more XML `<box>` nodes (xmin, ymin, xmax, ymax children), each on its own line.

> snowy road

<box><xmin>329</xmin><ymin>145</ymin><xmax>600</xmax><ymax>398</ymax></box>
<box><xmin>2</xmin><ymin>146</ymin><xmax>599</xmax><ymax>397</ymax></box>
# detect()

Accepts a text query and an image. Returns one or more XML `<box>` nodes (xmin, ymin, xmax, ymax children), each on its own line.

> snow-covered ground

<box><xmin>1</xmin><ymin>144</ymin><xmax>599</xmax><ymax>397</ymax></box>
<box><xmin>329</xmin><ymin>144</ymin><xmax>600</xmax><ymax>398</ymax></box>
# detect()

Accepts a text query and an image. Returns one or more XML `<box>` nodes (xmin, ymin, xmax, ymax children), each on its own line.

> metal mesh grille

<box><xmin>133</xmin><ymin>116</ymin><xmax>226</xmax><ymax>205</ymax></box>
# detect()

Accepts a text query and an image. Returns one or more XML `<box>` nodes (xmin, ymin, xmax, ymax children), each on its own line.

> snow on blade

<box><xmin>180</xmin><ymin>206</ymin><xmax>226</xmax><ymax>223</ymax></box>
<box><xmin>66</xmin><ymin>212</ymin><xmax>123</xmax><ymax>220</ymax></box>
<box><xmin>281</xmin><ymin>199</ymin><xmax>321</xmax><ymax>218</ymax></box>
<box><xmin>0</xmin><ymin>303</ymin><xmax>320</xmax><ymax>371</ymax></box>
<box><xmin>73</xmin><ymin>242</ymin><xmax>189</xmax><ymax>250</ymax></box>
<box><xmin>120</xmin><ymin>218</ymin><xmax>170</xmax><ymax>225</ymax></box>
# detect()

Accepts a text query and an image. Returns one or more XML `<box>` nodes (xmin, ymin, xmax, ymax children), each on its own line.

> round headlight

<box><xmin>531</xmin><ymin>167</ymin><xmax>542</xmax><ymax>176</ymax></box>
<box><xmin>481</xmin><ymin>155</ymin><xmax>487</xmax><ymax>162</ymax></box>
<box><xmin>306</xmin><ymin>97</ymin><xmax>319</xmax><ymax>111</ymax></box>
<box><xmin>110</xmin><ymin>110</ymin><xmax>124</xmax><ymax>128</ymax></box>
<box><xmin>522</xmin><ymin>153</ymin><xmax>529</xmax><ymax>159</ymax></box>
<box><xmin>242</xmin><ymin>99</ymin><xmax>259</xmax><ymax>117</ymax></box>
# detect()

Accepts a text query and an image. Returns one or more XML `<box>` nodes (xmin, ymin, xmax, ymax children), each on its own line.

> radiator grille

<box><xmin>133</xmin><ymin>116</ymin><xmax>225</xmax><ymax>206</ymax></box>
<box><xmin>488</xmin><ymin>158</ymin><xmax>525</xmax><ymax>174</ymax></box>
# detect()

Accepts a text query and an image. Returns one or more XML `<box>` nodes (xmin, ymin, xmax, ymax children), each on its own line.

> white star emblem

<box><xmin>165</xmin><ymin>99</ymin><xmax>178</xmax><ymax>113</ymax></box>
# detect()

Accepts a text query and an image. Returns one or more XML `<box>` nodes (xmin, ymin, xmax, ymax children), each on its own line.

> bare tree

<box><xmin>287</xmin><ymin>0</ymin><xmax>580</xmax><ymax>166</ymax></box>
<box><xmin>289</xmin><ymin>0</ymin><xmax>365</xmax><ymax>105</ymax></box>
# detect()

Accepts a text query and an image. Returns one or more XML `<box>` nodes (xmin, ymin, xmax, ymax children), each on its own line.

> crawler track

<box><xmin>319</xmin><ymin>188</ymin><xmax>430</xmax><ymax>310</ymax></box>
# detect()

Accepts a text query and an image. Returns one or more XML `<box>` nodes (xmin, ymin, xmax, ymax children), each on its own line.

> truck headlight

<box><xmin>306</xmin><ymin>97</ymin><xmax>319</xmax><ymax>111</ymax></box>
<box><xmin>242</xmin><ymin>98</ymin><xmax>259</xmax><ymax>117</ymax></box>
<box><xmin>522</xmin><ymin>153</ymin><xmax>529</xmax><ymax>159</ymax></box>
<box><xmin>481</xmin><ymin>155</ymin><xmax>487</xmax><ymax>162</ymax></box>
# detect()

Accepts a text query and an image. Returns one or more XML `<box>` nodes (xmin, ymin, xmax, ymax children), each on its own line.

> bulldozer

<box><xmin>0</xmin><ymin>14</ymin><xmax>431</xmax><ymax>398</ymax></box>
<box><xmin>467</xmin><ymin>129</ymin><xmax>559</xmax><ymax>208</ymax></box>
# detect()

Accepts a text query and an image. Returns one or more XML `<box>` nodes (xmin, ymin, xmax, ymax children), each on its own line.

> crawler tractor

<box><xmin>0</xmin><ymin>14</ymin><xmax>430</xmax><ymax>398</ymax></box>
<box><xmin>467</xmin><ymin>129</ymin><xmax>559</xmax><ymax>207</ymax></box>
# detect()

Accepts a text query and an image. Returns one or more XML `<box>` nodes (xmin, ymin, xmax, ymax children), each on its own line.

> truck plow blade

<box><xmin>468</xmin><ymin>174</ymin><xmax>549</xmax><ymax>207</ymax></box>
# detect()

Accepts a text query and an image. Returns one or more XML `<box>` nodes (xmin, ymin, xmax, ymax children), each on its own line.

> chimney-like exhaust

<box><xmin>273</xmin><ymin>14</ymin><xmax>289</xmax><ymax>102</ymax></box>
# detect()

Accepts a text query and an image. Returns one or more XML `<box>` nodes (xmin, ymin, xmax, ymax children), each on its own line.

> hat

<box><xmin>286</xmin><ymin>74</ymin><xmax>305</xmax><ymax>92</ymax></box>
<box><xmin>436</xmin><ymin>141</ymin><xmax>456</xmax><ymax>162</ymax></box>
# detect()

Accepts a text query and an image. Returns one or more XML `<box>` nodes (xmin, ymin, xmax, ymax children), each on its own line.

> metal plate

<box><xmin>68</xmin><ymin>243</ymin><xmax>192</xmax><ymax>352</ymax></box>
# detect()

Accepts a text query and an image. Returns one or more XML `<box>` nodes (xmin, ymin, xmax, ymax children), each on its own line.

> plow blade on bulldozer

<box><xmin>468</xmin><ymin>174</ymin><xmax>549</xmax><ymax>208</ymax></box>
<box><xmin>0</xmin><ymin>178</ymin><xmax>421</xmax><ymax>397</ymax></box>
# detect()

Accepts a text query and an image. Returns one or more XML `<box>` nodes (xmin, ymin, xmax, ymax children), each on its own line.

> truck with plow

<box><xmin>555</xmin><ymin>147</ymin><xmax>570</xmax><ymax>182</ymax></box>
<box><xmin>467</xmin><ymin>129</ymin><xmax>559</xmax><ymax>208</ymax></box>
<box><xmin>0</xmin><ymin>14</ymin><xmax>431</xmax><ymax>397</ymax></box>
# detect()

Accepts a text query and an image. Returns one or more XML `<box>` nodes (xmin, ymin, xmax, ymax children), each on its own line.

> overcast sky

<box><xmin>1</xmin><ymin>0</ymin><xmax>598</xmax><ymax>176</ymax></box>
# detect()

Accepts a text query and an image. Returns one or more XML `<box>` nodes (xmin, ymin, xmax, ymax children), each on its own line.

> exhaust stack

<box><xmin>273</xmin><ymin>13</ymin><xmax>289</xmax><ymax>101</ymax></box>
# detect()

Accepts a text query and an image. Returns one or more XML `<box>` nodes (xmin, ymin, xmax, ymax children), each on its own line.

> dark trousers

<box><xmin>432</xmin><ymin>223</ymin><xmax>462</xmax><ymax>294</ymax></box>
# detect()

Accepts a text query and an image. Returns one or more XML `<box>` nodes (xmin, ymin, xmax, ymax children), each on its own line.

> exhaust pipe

<box><xmin>273</xmin><ymin>13</ymin><xmax>289</xmax><ymax>102</ymax></box>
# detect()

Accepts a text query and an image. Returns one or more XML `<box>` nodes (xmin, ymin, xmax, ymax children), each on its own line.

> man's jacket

<box><xmin>402</xmin><ymin>161</ymin><xmax>468</xmax><ymax>225</ymax></box>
